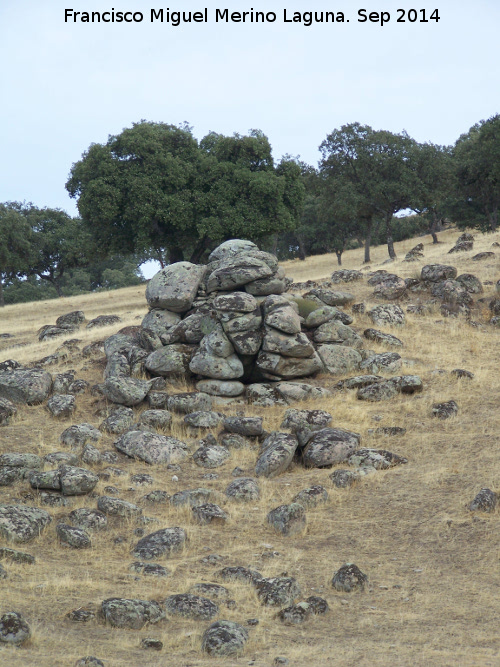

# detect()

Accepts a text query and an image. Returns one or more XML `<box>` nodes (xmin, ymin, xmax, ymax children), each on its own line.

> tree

<box><xmin>410</xmin><ymin>142</ymin><xmax>454</xmax><ymax>242</ymax></box>
<box><xmin>0</xmin><ymin>204</ymin><xmax>32</xmax><ymax>307</ymax></box>
<box><xmin>319</xmin><ymin>123</ymin><xmax>419</xmax><ymax>261</ymax></box>
<box><xmin>453</xmin><ymin>114</ymin><xmax>500</xmax><ymax>231</ymax></box>
<box><xmin>67</xmin><ymin>122</ymin><xmax>304</xmax><ymax>264</ymax></box>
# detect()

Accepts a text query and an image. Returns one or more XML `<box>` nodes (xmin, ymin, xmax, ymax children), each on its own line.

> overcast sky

<box><xmin>1</xmin><ymin>1</ymin><xmax>499</xmax><ymax>224</ymax></box>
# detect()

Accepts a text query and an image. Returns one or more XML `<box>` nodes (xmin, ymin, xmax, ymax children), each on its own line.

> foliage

<box><xmin>0</xmin><ymin>203</ymin><xmax>33</xmax><ymax>306</ymax></box>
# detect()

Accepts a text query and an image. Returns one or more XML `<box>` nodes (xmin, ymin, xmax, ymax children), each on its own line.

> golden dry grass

<box><xmin>0</xmin><ymin>228</ymin><xmax>499</xmax><ymax>667</ymax></box>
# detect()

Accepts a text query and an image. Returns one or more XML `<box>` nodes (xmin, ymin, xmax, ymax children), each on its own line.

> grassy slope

<box><xmin>0</xmin><ymin>228</ymin><xmax>499</xmax><ymax>667</ymax></box>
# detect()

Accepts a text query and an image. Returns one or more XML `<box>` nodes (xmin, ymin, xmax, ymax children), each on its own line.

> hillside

<box><xmin>0</xmin><ymin>228</ymin><xmax>499</xmax><ymax>667</ymax></box>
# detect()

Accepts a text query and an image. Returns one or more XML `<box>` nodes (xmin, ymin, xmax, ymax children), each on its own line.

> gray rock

<box><xmin>208</xmin><ymin>239</ymin><xmax>258</xmax><ymax>263</ymax></box>
<box><xmin>302</xmin><ymin>428</ymin><xmax>360</xmax><ymax>467</ymax></box>
<box><xmin>168</xmin><ymin>392</ymin><xmax>213</xmax><ymax>414</ymax></box>
<box><xmin>0</xmin><ymin>505</ymin><xmax>52</xmax><ymax>542</ymax></box>
<box><xmin>47</xmin><ymin>394</ymin><xmax>76</xmax><ymax>418</ymax></box>
<box><xmin>147</xmin><ymin>392</ymin><xmax>169</xmax><ymax>409</ymax></box>
<box><xmin>220</xmin><ymin>309</ymin><xmax>262</xmax><ymax>334</ymax></box>
<box><xmin>207</xmin><ymin>255</ymin><xmax>274</xmax><ymax>292</ymax></box>
<box><xmin>469</xmin><ymin>488</ymin><xmax>497</xmax><ymax>512</ymax></box>
<box><xmin>317</xmin><ymin>345</ymin><xmax>361</xmax><ymax>375</ymax></box>
<box><xmin>280</xmin><ymin>408</ymin><xmax>333</xmax><ymax>445</ymax></box>
<box><xmin>267</xmin><ymin>503</ymin><xmax>306</xmax><ymax>536</ymax></box>
<box><xmin>305</xmin><ymin>305</ymin><xmax>352</xmax><ymax>328</ymax></box>
<box><xmin>100</xmin><ymin>406</ymin><xmax>134</xmax><ymax>434</ymax></box>
<box><xmin>170</xmin><ymin>488</ymin><xmax>212</xmax><ymax>507</ymax></box>
<box><xmin>145</xmin><ymin>344</ymin><xmax>194</xmax><ymax>377</ymax></box>
<box><xmin>60</xmin><ymin>466</ymin><xmax>99</xmax><ymax>495</ymax></box>
<box><xmin>219</xmin><ymin>433</ymin><xmax>250</xmax><ymax>449</ymax></box>
<box><xmin>265</xmin><ymin>305</ymin><xmax>302</xmax><ymax>335</ymax></box>
<box><xmin>56</xmin><ymin>523</ymin><xmax>91</xmax><ymax>548</ymax></box>
<box><xmin>368</xmin><ymin>304</ymin><xmax>405</xmax><ymax>326</ymax></box>
<box><xmin>0</xmin><ymin>611</ymin><xmax>31</xmax><ymax>645</ymax></box>
<box><xmin>44</xmin><ymin>452</ymin><xmax>79</xmax><ymax>466</ymax></box>
<box><xmin>133</xmin><ymin>527</ymin><xmax>187</xmax><ymax>559</ymax></box>
<box><xmin>213</xmin><ymin>292</ymin><xmax>258</xmax><ymax>312</ymax></box>
<box><xmin>348</xmin><ymin>448</ymin><xmax>408</xmax><ymax>469</ymax></box>
<box><xmin>332</xmin><ymin>563</ymin><xmax>368</xmax><ymax>592</ymax></box>
<box><xmin>0</xmin><ymin>453</ymin><xmax>43</xmax><ymax>469</ymax></box>
<box><xmin>330</xmin><ymin>269</ymin><xmax>363</xmax><ymax>283</ymax></box>
<box><xmin>456</xmin><ymin>273</ymin><xmax>483</xmax><ymax>294</ymax></box>
<box><xmin>279</xmin><ymin>601</ymin><xmax>312</xmax><ymax>624</ymax></box>
<box><xmin>69</xmin><ymin>508</ymin><xmax>107</xmax><ymax>531</ymax></box>
<box><xmin>336</xmin><ymin>375</ymin><xmax>383</xmax><ymax>390</ymax></box>
<box><xmin>313</xmin><ymin>321</ymin><xmax>363</xmax><ymax>348</ymax></box>
<box><xmin>305</xmin><ymin>289</ymin><xmax>355</xmax><ymax>306</ymax></box>
<box><xmin>472</xmin><ymin>251</ymin><xmax>495</xmax><ymax>261</ymax></box>
<box><xmin>101</xmin><ymin>598</ymin><xmax>165</xmax><ymax>629</ymax></box>
<box><xmin>225</xmin><ymin>478</ymin><xmax>260</xmax><ymax>502</ymax></box>
<box><xmin>190</xmin><ymin>583</ymin><xmax>230</xmax><ymax>599</ymax></box>
<box><xmin>246</xmin><ymin>274</ymin><xmax>286</xmax><ymax>295</ymax></box>
<box><xmin>255</xmin><ymin>433</ymin><xmax>298</xmax><ymax>478</ymax></box>
<box><xmin>246</xmin><ymin>383</ymin><xmax>287</xmax><ymax>407</ymax></box>
<box><xmin>60</xmin><ymin>423</ymin><xmax>102</xmax><ymax>449</ymax></box>
<box><xmin>137</xmin><ymin>409</ymin><xmax>172</xmax><ymax>431</ymax></box>
<box><xmin>141</xmin><ymin>308</ymin><xmax>181</xmax><ymax>336</ymax></box>
<box><xmin>217</xmin><ymin>566</ymin><xmax>263</xmax><ymax>585</ymax></box>
<box><xmin>256</xmin><ymin>351</ymin><xmax>323</xmax><ymax>380</ymax></box>
<box><xmin>373</xmin><ymin>275</ymin><xmax>407</xmax><ymax>300</ymax></box>
<box><xmin>0</xmin><ymin>467</ymin><xmax>24</xmax><ymax>486</ymax></box>
<box><xmin>0</xmin><ymin>368</ymin><xmax>52</xmax><ymax>405</ymax></box>
<box><xmin>363</xmin><ymin>328</ymin><xmax>403</xmax><ymax>347</ymax></box>
<box><xmin>0</xmin><ymin>398</ymin><xmax>17</xmax><ymax>426</ymax></box>
<box><xmin>196</xmin><ymin>379</ymin><xmax>245</xmax><ymax>397</ymax></box>
<box><xmin>146</xmin><ymin>262</ymin><xmax>206</xmax><ymax>312</ymax></box>
<box><xmin>256</xmin><ymin>576</ymin><xmax>301</xmax><ymax>606</ymax></box>
<box><xmin>86</xmin><ymin>314</ymin><xmax>122</xmax><ymax>329</ymax></box>
<box><xmin>275</xmin><ymin>382</ymin><xmax>332</xmax><ymax>404</ymax></box>
<box><xmin>0</xmin><ymin>547</ymin><xmax>35</xmax><ymax>564</ymax></box>
<box><xmin>262</xmin><ymin>328</ymin><xmax>315</xmax><ymax>358</ymax></box>
<box><xmin>192</xmin><ymin>503</ymin><xmax>228</xmax><ymax>525</ymax></box>
<box><xmin>201</xmin><ymin>620</ymin><xmax>249</xmax><ymax>656</ymax></box>
<box><xmin>292</xmin><ymin>485</ymin><xmax>328</xmax><ymax>508</ymax></box>
<box><xmin>184</xmin><ymin>411</ymin><xmax>223</xmax><ymax>429</ymax></box>
<box><xmin>193</xmin><ymin>444</ymin><xmax>230</xmax><ymax>468</ymax></box>
<box><xmin>97</xmin><ymin>496</ymin><xmax>142</xmax><ymax>518</ymax></box>
<box><xmin>130</xmin><ymin>561</ymin><xmax>171</xmax><ymax>577</ymax></box>
<box><xmin>189</xmin><ymin>346</ymin><xmax>244</xmax><ymax>380</ymax></box>
<box><xmin>360</xmin><ymin>352</ymin><xmax>402</xmax><ymax>374</ymax></box>
<box><xmin>421</xmin><ymin>264</ymin><xmax>457</xmax><ymax>282</ymax></box>
<box><xmin>357</xmin><ymin>381</ymin><xmax>399</xmax><ymax>401</ymax></box>
<box><xmin>29</xmin><ymin>469</ymin><xmax>61</xmax><ymax>490</ymax></box>
<box><xmin>102</xmin><ymin>376</ymin><xmax>150</xmax><ymax>407</ymax></box>
<box><xmin>74</xmin><ymin>657</ymin><xmax>104</xmax><ymax>667</ymax></box>
<box><xmin>56</xmin><ymin>310</ymin><xmax>85</xmax><ymax>327</ymax></box>
<box><xmin>224</xmin><ymin>416</ymin><xmax>263</xmax><ymax>436</ymax></box>
<box><xmin>432</xmin><ymin>400</ymin><xmax>458</xmax><ymax>419</ymax></box>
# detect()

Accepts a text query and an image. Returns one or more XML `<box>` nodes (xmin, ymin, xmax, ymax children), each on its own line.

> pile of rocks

<box><xmin>449</xmin><ymin>232</ymin><xmax>474</xmax><ymax>253</ymax></box>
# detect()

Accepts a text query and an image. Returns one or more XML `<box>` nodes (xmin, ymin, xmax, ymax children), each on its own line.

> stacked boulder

<box><xmin>448</xmin><ymin>232</ymin><xmax>474</xmax><ymax>253</ymax></box>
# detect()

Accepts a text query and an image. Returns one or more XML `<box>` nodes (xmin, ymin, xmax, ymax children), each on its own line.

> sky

<box><xmin>1</xmin><ymin>0</ymin><xmax>499</xmax><ymax>275</ymax></box>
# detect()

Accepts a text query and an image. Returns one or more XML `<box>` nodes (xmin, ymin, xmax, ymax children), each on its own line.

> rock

<box><xmin>267</xmin><ymin>503</ymin><xmax>306</xmax><ymax>536</ymax></box>
<box><xmin>146</xmin><ymin>262</ymin><xmax>206</xmax><ymax>312</ymax></box>
<box><xmin>472</xmin><ymin>251</ymin><xmax>495</xmax><ymax>261</ymax></box>
<box><xmin>29</xmin><ymin>469</ymin><xmax>61</xmax><ymax>490</ymax></box>
<box><xmin>348</xmin><ymin>448</ymin><xmax>408</xmax><ymax>469</ymax></box>
<box><xmin>141</xmin><ymin>308</ymin><xmax>181</xmax><ymax>336</ymax></box>
<box><xmin>265</xmin><ymin>304</ymin><xmax>302</xmax><ymax>335</ymax></box>
<box><xmin>189</xmin><ymin>583</ymin><xmax>230</xmax><ymax>599</ymax></box>
<box><xmin>0</xmin><ymin>468</ymin><xmax>25</xmax><ymax>487</ymax></box>
<box><xmin>256</xmin><ymin>351</ymin><xmax>323</xmax><ymax>380</ymax></box>
<box><xmin>102</xmin><ymin>377</ymin><xmax>150</xmax><ymax>407</ymax></box>
<box><xmin>0</xmin><ymin>368</ymin><xmax>52</xmax><ymax>405</ymax></box>
<box><xmin>217</xmin><ymin>566</ymin><xmax>263</xmax><ymax>585</ymax></box>
<box><xmin>224</xmin><ymin>416</ymin><xmax>263</xmax><ymax>436</ymax></box>
<box><xmin>280</xmin><ymin>408</ymin><xmax>332</xmax><ymax>446</ymax></box>
<box><xmin>305</xmin><ymin>289</ymin><xmax>355</xmax><ymax>306</ymax></box>
<box><xmin>220</xmin><ymin>309</ymin><xmax>262</xmax><ymax>335</ymax></box>
<box><xmin>313</xmin><ymin>321</ymin><xmax>363</xmax><ymax>348</ymax></box>
<box><xmin>430</xmin><ymin>279</ymin><xmax>473</xmax><ymax>306</ymax></box>
<box><xmin>489</xmin><ymin>298</ymin><xmax>500</xmax><ymax>316</ymax></box>
<box><xmin>69</xmin><ymin>508</ymin><xmax>107</xmax><ymax>531</ymax></box>
<box><xmin>0</xmin><ymin>398</ymin><xmax>17</xmax><ymax>426</ymax></box>
<box><xmin>196</xmin><ymin>379</ymin><xmax>245</xmax><ymax>397</ymax></box>
<box><xmin>421</xmin><ymin>264</ymin><xmax>457</xmax><ymax>282</ymax></box>
<box><xmin>331</xmin><ymin>563</ymin><xmax>368</xmax><ymax>592</ymax></box>
<box><xmin>145</xmin><ymin>345</ymin><xmax>194</xmax><ymax>377</ymax></box>
<box><xmin>115</xmin><ymin>431</ymin><xmax>188</xmax><ymax>465</ymax></box>
<box><xmin>432</xmin><ymin>400</ymin><xmax>458</xmax><ymax>419</ymax></box>
<box><xmin>201</xmin><ymin>620</ymin><xmax>249</xmax><ymax>656</ymax></box>
<box><xmin>192</xmin><ymin>503</ymin><xmax>228</xmax><ymax>525</ymax></box>
<box><xmin>246</xmin><ymin>274</ymin><xmax>286</xmax><ymax>295</ymax></box>
<box><xmin>0</xmin><ymin>359</ymin><xmax>22</xmax><ymax>372</ymax></box>
<box><xmin>168</xmin><ymin>392</ymin><xmax>212</xmax><ymax>414</ymax></box>
<box><xmin>170</xmin><ymin>488</ymin><xmax>212</xmax><ymax>507</ymax></box>
<box><xmin>305</xmin><ymin>305</ymin><xmax>352</xmax><ymax>328</ymax></box>
<box><xmin>97</xmin><ymin>496</ymin><xmax>142</xmax><ymax>518</ymax></box>
<box><xmin>165</xmin><ymin>593</ymin><xmax>218</xmax><ymax>620</ymax></box>
<box><xmin>184</xmin><ymin>411</ymin><xmax>223</xmax><ymax>429</ymax></box>
<box><xmin>316</xmin><ymin>345</ymin><xmax>361</xmax><ymax>375</ymax></box>
<box><xmin>330</xmin><ymin>269</ymin><xmax>363</xmax><ymax>283</ymax></box>
<box><xmin>360</xmin><ymin>352</ymin><xmax>402</xmax><ymax>375</ymax></box>
<box><xmin>74</xmin><ymin>657</ymin><xmax>105</xmax><ymax>667</ymax></box>
<box><xmin>469</xmin><ymin>488</ymin><xmax>497</xmax><ymax>512</ymax></box>
<box><xmin>193</xmin><ymin>444</ymin><xmax>230</xmax><ymax>468</ymax></box>
<box><xmin>0</xmin><ymin>453</ymin><xmax>42</xmax><ymax>469</ymax></box>
<box><xmin>357</xmin><ymin>381</ymin><xmax>399</xmax><ymax>401</ymax></box>
<box><xmin>56</xmin><ymin>523</ymin><xmax>91</xmax><ymax>548</ymax></box>
<box><xmin>246</xmin><ymin>383</ymin><xmax>287</xmax><ymax>407</ymax></box>
<box><xmin>147</xmin><ymin>392</ymin><xmax>169</xmax><ymax>409</ymax></box>
<box><xmin>275</xmin><ymin>382</ymin><xmax>332</xmax><ymax>404</ymax></box>
<box><xmin>213</xmin><ymin>292</ymin><xmax>258</xmax><ymax>312</ymax></box>
<box><xmin>52</xmin><ymin>372</ymin><xmax>88</xmax><ymax>395</ymax></box>
<box><xmin>302</xmin><ymin>428</ymin><xmax>360</xmax><ymax>467</ymax></box>
<box><xmin>363</xmin><ymin>329</ymin><xmax>403</xmax><ymax>347</ymax></box>
<box><xmin>47</xmin><ymin>394</ymin><xmax>76</xmax><ymax>418</ymax></box>
<box><xmin>207</xmin><ymin>255</ymin><xmax>273</xmax><ymax>292</ymax></box>
<box><xmin>0</xmin><ymin>505</ymin><xmax>52</xmax><ymax>542</ymax></box>
<box><xmin>368</xmin><ymin>304</ymin><xmax>405</xmax><ymax>326</ymax></box>
<box><xmin>292</xmin><ymin>485</ymin><xmax>328</xmax><ymax>508</ymax></box>
<box><xmin>456</xmin><ymin>273</ymin><xmax>483</xmax><ymax>294</ymax></box>
<box><xmin>279</xmin><ymin>601</ymin><xmax>312</xmax><ymax>624</ymax></box>
<box><xmin>60</xmin><ymin>423</ymin><xmax>102</xmax><ymax>449</ymax></box>
<box><xmin>373</xmin><ymin>275</ymin><xmax>407</xmax><ymax>300</ymax></box>
<box><xmin>0</xmin><ymin>547</ymin><xmax>35</xmax><ymax>564</ymax></box>
<box><xmin>130</xmin><ymin>562</ymin><xmax>171</xmax><ymax>577</ymax></box>
<box><xmin>375</xmin><ymin>426</ymin><xmax>407</xmax><ymax>436</ymax></box>
<box><xmin>86</xmin><ymin>314</ymin><xmax>122</xmax><ymax>329</ymax></box>
<box><xmin>330</xmin><ymin>468</ymin><xmax>362</xmax><ymax>488</ymax></box>
<box><xmin>101</xmin><ymin>598</ymin><xmax>165</xmax><ymax>629</ymax></box>
<box><xmin>255</xmin><ymin>432</ymin><xmax>298</xmax><ymax>478</ymax></box>
<box><xmin>133</xmin><ymin>527</ymin><xmax>187</xmax><ymax>560</ymax></box>
<box><xmin>262</xmin><ymin>328</ymin><xmax>315</xmax><ymax>358</ymax></box>
<box><xmin>66</xmin><ymin>608</ymin><xmax>96</xmax><ymax>622</ymax></box>
<box><xmin>138</xmin><ymin>409</ymin><xmax>173</xmax><ymax>431</ymax></box>
<box><xmin>256</xmin><ymin>576</ymin><xmax>301</xmax><ymax>606</ymax></box>
<box><xmin>219</xmin><ymin>433</ymin><xmax>250</xmax><ymax>449</ymax></box>
<box><xmin>225</xmin><ymin>478</ymin><xmax>260</xmax><ymax>502</ymax></box>
<box><xmin>60</xmin><ymin>466</ymin><xmax>99</xmax><ymax>495</ymax></box>
<box><xmin>56</xmin><ymin>310</ymin><xmax>85</xmax><ymax>327</ymax></box>
<box><xmin>0</xmin><ymin>611</ymin><xmax>31</xmax><ymax>645</ymax></box>
<box><xmin>189</xmin><ymin>346</ymin><xmax>244</xmax><ymax>379</ymax></box>
<box><xmin>451</xmin><ymin>368</ymin><xmax>474</xmax><ymax>380</ymax></box>
<box><xmin>100</xmin><ymin>407</ymin><xmax>134</xmax><ymax>434</ymax></box>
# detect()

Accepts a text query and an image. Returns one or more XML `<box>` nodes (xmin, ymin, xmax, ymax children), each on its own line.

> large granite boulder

<box><xmin>146</xmin><ymin>262</ymin><xmax>206</xmax><ymax>312</ymax></box>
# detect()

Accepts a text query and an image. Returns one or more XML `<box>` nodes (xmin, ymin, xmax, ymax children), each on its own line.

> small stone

<box><xmin>267</xmin><ymin>503</ymin><xmax>306</xmax><ymax>537</ymax></box>
<box><xmin>201</xmin><ymin>620</ymin><xmax>249</xmax><ymax>656</ymax></box>
<box><xmin>141</xmin><ymin>638</ymin><xmax>163</xmax><ymax>650</ymax></box>
<box><xmin>332</xmin><ymin>563</ymin><xmax>368</xmax><ymax>592</ymax></box>
<box><xmin>432</xmin><ymin>400</ymin><xmax>458</xmax><ymax>419</ymax></box>
<box><xmin>56</xmin><ymin>523</ymin><xmax>92</xmax><ymax>549</ymax></box>
<box><xmin>165</xmin><ymin>594</ymin><xmax>219</xmax><ymax>620</ymax></box>
<box><xmin>279</xmin><ymin>601</ymin><xmax>311</xmax><ymax>624</ymax></box>
<box><xmin>74</xmin><ymin>657</ymin><xmax>104</xmax><ymax>667</ymax></box>
<box><xmin>67</xmin><ymin>609</ymin><xmax>96</xmax><ymax>622</ymax></box>
<box><xmin>0</xmin><ymin>611</ymin><xmax>31</xmax><ymax>645</ymax></box>
<box><xmin>469</xmin><ymin>488</ymin><xmax>497</xmax><ymax>512</ymax></box>
<box><xmin>192</xmin><ymin>503</ymin><xmax>228</xmax><ymax>525</ymax></box>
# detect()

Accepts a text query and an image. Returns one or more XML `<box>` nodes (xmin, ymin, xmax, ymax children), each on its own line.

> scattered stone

<box><xmin>165</xmin><ymin>593</ymin><xmax>219</xmax><ymax>621</ymax></box>
<box><xmin>0</xmin><ymin>547</ymin><xmax>35</xmax><ymax>564</ymax></box>
<box><xmin>292</xmin><ymin>485</ymin><xmax>328</xmax><ymax>508</ymax></box>
<box><xmin>130</xmin><ymin>562</ymin><xmax>171</xmax><ymax>577</ymax></box>
<box><xmin>267</xmin><ymin>503</ymin><xmax>306</xmax><ymax>536</ymax></box>
<box><xmin>469</xmin><ymin>488</ymin><xmax>497</xmax><ymax>512</ymax></box>
<box><xmin>0</xmin><ymin>505</ymin><xmax>52</xmax><ymax>542</ymax></box>
<box><xmin>97</xmin><ymin>496</ymin><xmax>142</xmax><ymax>518</ymax></box>
<box><xmin>0</xmin><ymin>398</ymin><xmax>17</xmax><ymax>426</ymax></box>
<box><xmin>279</xmin><ymin>601</ymin><xmax>312</xmax><ymax>624</ymax></box>
<box><xmin>100</xmin><ymin>407</ymin><xmax>134</xmax><ymax>434</ymax></box>
<box><xmin>330</xmin><ymin>269</ymin><xmax>363</xmax><ymax>283</ymax></box>
<box><xmin>225</xmin><ymin>478</ymin><xmax>260</xmax><ymax>502</ymax></box>
<box><xmin>56</xmin><ymin>523</ymin><xmax>91</xmax><ymax>549</ymax></box>
<box><xmin>193</xmin><ymin>443</ymin><xmax>230</xmax><ymax>468</ymax></box>
<box><xmin>217</xmin><ymin>566</ymin><xmax>263</xmax><ymax>585</ymax></box>
<box><xmin>184</xmin><ymin>410</ymin><xmax>223</xmax><ymax>429</ymax></box>
<box><xmin>101</xmin><ymin>598</ymin><xmax>164</xmax><ymax>629</ymax></box>
<box><xmin>421</xmin><ymin>264</ymin><xmax>458</xmax><ymax>282</ymax></box>
<box><xmin>115</xmin><ymin>430</ymin><xmax>188</xmax><ymax>465</ymax></box>
<box><xmin>137</xmin><ymin>409</ymin><xmax>172</xmax><ymax>431</ymax></box>
<box><xmin>302</xmin><ymin>428</ymin><xmax>360</xmax><ymax>467</ymax></box>
<box><xmin>360</xmin><ymin>352</ymin><xmax>402</xmax><ymax>375</ymax></box>
<box><xmin>256</xmin><ymin>576</ymin><xmax>301</xmax><ymax>606</ymax></box>
<box><xmin>102</xmin><ymin>376</ymin><xmax>150</xmax><ymax>407</ymax></box>
<box><xmin>472</xmin><ymin>252</ymin><xmax>495</xmax><ymax>261</ymax></box>
<box><xmin>332</xmin><ymin>563</ymin><xmax>368</xmax><ymax>592</ymax></box>
<box><xmin>170</xmin><ymin>488</ymin><xmax>212</xmax><ymax>507</ymax></box>
<box><xmin>348</xmin><ymin>448</ymin><xmax>408</xmax><ymax>469</ymax></box>
<box><xmin>375</xmin><ymin>426</ymin><xmax>407</xmax><ymax>436</ymax></box>
<box><xmin>0</xmin><ymin>611</ymin><xmax>31</xmax><ymax>645</ymax></box>
<box><xmin>67</xmin><ymin>608</ymin><xmax>96</xmax><ymax>623</ymax></box>
<box><xmin>190</xmin><ymin>583</ymin><xmax>230</xmax><ymax>599</ymax></box>
<box><xmin>432</xmin><ymin>400</ymin><xmax>458</xmax><ymax>419</ymax></box>
<box><xmin>69</xmin><ymin>508</ymin><xmax>107</xmax><ymax>531</ymax></box>
<box><xmin>192</xmin><ymin>503</ymin><xmax>228</xmax><ymax>525</ymax></box>
<box><xmin>255</xmin><ymin>432</ymin><xmax>298</xmax><ymax>478</ymax></box>
<box><xmin>357</xmin><ymin>381</ymin><xmax>399</xmax><ymax>402</ymax></box>
<box><xmin>60</xmin><ymin>466</ymin><xmax>99</xmax><ymax>496</ymax></box>
<box><xmin>133</xmin><ymin>527</ymin><xmax>187</xmax><ymax>560</ymax></box>
<box><xmin>368</xmin><ymin>304</ymin><xmax>405</xmax><ymax>326</ymax></box>
<box><xmin>0</xmin><ymin>368</ymin><xmax>52</xmax><ymax>405</ymax></box>
<box><xmin>224</xmin><ymin>416</ymin><xmax>263</xmax><ymax>436</ymax></box>
<box><xmin>74</xmin><ymin>657</ymin><xmax>105</xmax><ymax>667</ymax></box>
<box><xmin>201</xmin><ymin>620</ymin><xmax>248</xmax><ymax>656</ymax></box>
<box><xmin>61</xmin><ymin>423</ymin><xmax>102</xmax><ymax>449</ymax></box>
<box><xmin>306</xmin><ymin>596</ymin><xmax>329</xmax><ymax>614</ymax></box>
<box><xmin>451</xmin><ymin>369</ymin><xmax>474</xmax><ymax>380</ymax></box>
<box><xmin>141</xmin><ymin>638</ymin><xmax>163</xmax><ymax>650</ymax></box>
<box><xmin>363</xmin><ymin>329</ymin><xmax>403</xmax><ymax>347</ymax></box>
<box><xmin>316</xmin><ymin>345</ymin><xmax>361</xmax><ymax>375</ymax></box>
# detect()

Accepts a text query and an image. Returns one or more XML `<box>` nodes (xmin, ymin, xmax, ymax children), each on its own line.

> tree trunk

<box><xmin>269</xmin><ymin>234</ymin><xmax>279</xmax><ymax>256</ymax></box>
<box><xmin>489</xmin><ymin>206</ymin><xmax>498</xmax><ymax>231</ymax></box>
<box><xmin>189</xmin><ymin>236</ymin><xmax>211</xmax><ymax>264</ymax></box>
<box><xmin>156</xmin><ymin>249</ymin><xmax>166</xmax><ymax>269</ymax></box>
<box><xmin>169</xmin><ymin>244</ymin><xmax>185</xmax><ymax>263</ymax></box>
<box><xmin>386</xmin><ymin>215</ymin><xmax>396</xmax><ymax>259</ymax></box>
<box><xmin>335</xmin><ymin>251</ymin><xmax>342</xmax><ymax>265</ymax></box>
<box><xmin>296</xmin><ymin>233</ymin><xmax>306</xmax><ymax>261</ymax></box>
<box><xmin>0</xmin><ymin>278</ymin><xmax>4</xmax><ymax>307</ymax></box>
<box><xmin>429</xmin><ymin>211</ymin><xmax>439</xmax><ymax>243</ymax></box>
<box><xmin>363</xmin><ymin>221</ymin><xmax>373</xmax><ymax>263</ymax></box>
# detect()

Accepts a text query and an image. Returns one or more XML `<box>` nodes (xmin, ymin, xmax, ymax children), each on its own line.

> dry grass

<box><xmin>0</xmin><ymin>228</ymin><xmax>499</xmax><ymax>667</ymax></box>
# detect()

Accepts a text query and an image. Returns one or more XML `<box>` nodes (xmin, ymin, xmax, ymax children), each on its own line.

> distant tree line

<box><xmin>1</xmin><ymin>114</ymin><xmax>498</xmax><ymax>305</ymax></box>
